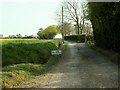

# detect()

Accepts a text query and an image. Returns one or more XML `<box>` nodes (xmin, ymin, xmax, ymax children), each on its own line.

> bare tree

<box><xmin>58</xmin><ymin>22</ymin><xmax>73</xmax><ymax>36</ymax></box>
<box><xmin>80</xmin><ymin>2</ymin><xmax>87</xmax><ymax>34</ymax></box>
<box><xmin>61</xmin><ymin>0</ymin><xmax>87</xmax><ymax>35</ymax></box>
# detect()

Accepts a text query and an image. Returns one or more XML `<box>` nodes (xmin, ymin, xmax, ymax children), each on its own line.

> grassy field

<box><xmin>1</xmin><ymin>38</ymin><xmax>54</xmax><ymax>44</ymax></box>
<box><xmin>1</xmin><ymin>38</ymin><xmax>62</xmax><ymax>88</ymax></box>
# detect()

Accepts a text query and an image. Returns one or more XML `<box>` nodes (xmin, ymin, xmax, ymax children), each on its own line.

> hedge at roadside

<box><xmin>64</xmin><ymin>35</ymin><xmax>78</xmax><ymax>41</ymax></box>
<box><xmin>64</xmin><ymin>35</ymin><xmax>87</xmax><ymax>43</ymax></box>
<box><xmin>2</xmin><ymin>41</ymin><xmax>58</xmax><ymax>67</ymax></box>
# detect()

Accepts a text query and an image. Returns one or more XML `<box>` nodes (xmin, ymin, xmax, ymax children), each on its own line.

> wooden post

<box><xmin>62</xmin><ymin>6</ymin><xmax>64</xmax><ymax>43</ymax></box>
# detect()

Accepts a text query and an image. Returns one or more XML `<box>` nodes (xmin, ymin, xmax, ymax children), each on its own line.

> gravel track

<box><xmin>17</xmin><ymin>42</ymin><xmax>118</xmax><ymax>88</ymax></box>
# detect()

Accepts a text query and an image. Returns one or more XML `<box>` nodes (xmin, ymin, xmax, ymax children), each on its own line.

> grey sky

<box><xmin>0</xmin><ymin>0</ymin><xmax>62</xmax><ymax>37</ymax></box>
<box><xmin>1</xmin><ymin>0</ymin><xmax>118</xmax><ymax>37</ymax></box>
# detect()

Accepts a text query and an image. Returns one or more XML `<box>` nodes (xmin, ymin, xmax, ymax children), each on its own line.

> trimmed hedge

<box><xmin>64</xmin><ymin>35</ymin><xmax>78</xmax><ymax>41</ymax></box>
<box><xmin>64</xmin><ymin>35</ymin><xmax>86</xmax><ymax>43</ymax></box>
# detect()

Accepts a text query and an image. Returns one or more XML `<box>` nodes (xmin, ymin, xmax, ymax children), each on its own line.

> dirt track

<box><xmin>18</xmin><ymin>41</ymin><xmax>118</xmax><ymax>88</ymax></box>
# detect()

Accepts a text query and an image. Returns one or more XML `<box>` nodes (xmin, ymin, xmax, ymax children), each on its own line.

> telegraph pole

<box><xmin>62</xmin><ymin>6</ymin><xmax>64</xmax><ymax>43</ymax></box>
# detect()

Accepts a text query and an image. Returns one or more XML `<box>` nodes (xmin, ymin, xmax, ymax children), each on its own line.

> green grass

<box><xmin>1</xmin><ymin>39</ymin><xmax>68</xmax><ymax>88</ymax></box>
<box><xmin>59</xmin><ymin>42</ymin><xmax>68</xmax><ymax>55</ymax></box>
<box><xmin>2</xmin><ymin>39</ymin><xmax>58</xmax><ymax>66</ymax></box>
<box><xmin>2</xmin><ymin>59</ymin><xmax>58</xmax><ymax>88</ymax></box>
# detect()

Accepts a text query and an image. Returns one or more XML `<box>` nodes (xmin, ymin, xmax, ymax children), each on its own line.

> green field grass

<box><xmin>1</xmin><ymin>38</ymin><xmax>54</xmax><ymax>44</ymax></box>
<box><xmin>1</xmin><ymin>39</ymin><xmax>61</xmax><ymax>88</ymax></box>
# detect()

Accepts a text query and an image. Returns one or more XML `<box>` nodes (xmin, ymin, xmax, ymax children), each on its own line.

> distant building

<box><xmin>0</xmin><ymin>34</ymin><xmax>3</xmax><ymax>38</ymax></box>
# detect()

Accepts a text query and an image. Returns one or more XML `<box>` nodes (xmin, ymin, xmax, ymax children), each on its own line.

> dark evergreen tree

<box><xmin>87</xmin><ymin>2</ymin><xmax>120</xmax><ymax>53</ymax></box>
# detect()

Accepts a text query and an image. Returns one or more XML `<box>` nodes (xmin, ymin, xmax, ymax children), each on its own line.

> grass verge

<box><xmin>2</xmin><ymin>60</ymin><xmax>57</xmax><ymax>88</ymax></box>
<box><xmin>2</xmin><ymin>41</ymin><xmax>68</xmax><ymax>88</ymax></box>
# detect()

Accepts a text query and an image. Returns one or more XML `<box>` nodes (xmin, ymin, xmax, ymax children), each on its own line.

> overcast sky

<box><xmin>0</xmin><ymin>0</ymin><xmax>62</xmax><ymax>37</ymax></box>
<box><xmin>0</xmin><ymin>0</ymin><xmax>119</xmax><ymax>37</ymax></box>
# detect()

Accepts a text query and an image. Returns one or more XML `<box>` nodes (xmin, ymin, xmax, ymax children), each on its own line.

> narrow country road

<box><xmin>18</xmin><ymin>41</ymin><xmax>118</xmax><ymax>88</ymax></box>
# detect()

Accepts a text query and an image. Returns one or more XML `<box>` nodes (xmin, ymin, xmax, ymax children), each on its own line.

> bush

<box><xmin>86</xmin><ymin>35</ymin><xmax>94</xmax><ymax>43</ymax></box>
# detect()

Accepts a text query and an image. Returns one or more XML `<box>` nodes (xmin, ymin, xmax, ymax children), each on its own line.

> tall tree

<box><xmin>37</xmin><ymin>25</ymin><xmax>61</xmax><ymax>39</ymax></box>
<box><xmin>37</xmin><ymin>28</ymin><xmax>44</xmax><ymax>39</ymax></box>
<box><xmin>87</xmin><ymin>2</ymin><xmax>120</xmax><ymax>53</ymax></box>
<box><xmin>16</xmin><ymin>34</ymin><xmax>22</xmax><ymax>38</ymax></box>
<box><xmin>61</xmin><ymin>0</ymin><xmax>87</xmax><ymax>35</ymax></box>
